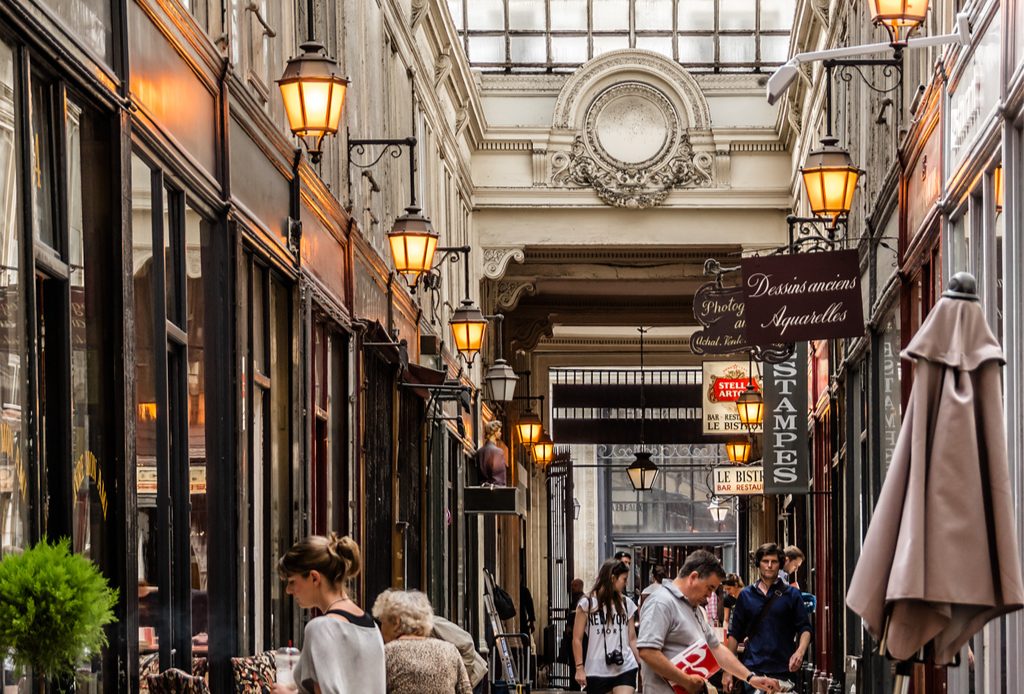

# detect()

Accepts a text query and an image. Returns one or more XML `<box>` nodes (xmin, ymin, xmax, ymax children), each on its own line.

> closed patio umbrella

<box><xmin>847</xmin><ymin>273</ymin><xmax>1024</xmax><ymax>673</ymax></box>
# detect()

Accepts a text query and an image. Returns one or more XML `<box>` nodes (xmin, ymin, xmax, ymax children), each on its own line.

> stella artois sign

<box><xmin>702</xmin><ymin>361</ymin><xmax>762</xmax><ymax>435</ymax></box>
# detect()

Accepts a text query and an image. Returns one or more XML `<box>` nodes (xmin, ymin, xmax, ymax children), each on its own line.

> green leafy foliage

<box><xmin>0</xmin><ymin>538</ymin><xmax>118</xmax><ymax>681</ymax></box>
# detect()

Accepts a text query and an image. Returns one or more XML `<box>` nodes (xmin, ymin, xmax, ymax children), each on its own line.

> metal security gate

<box><xmin>397</xmin><ymin>391</ymin><xmax>424</xmax><ymax>590</ymax></box>
<box><xmin>547</xmin><ymin>448</ymin><xmax>574</xmax><ymax>688</ymax></box>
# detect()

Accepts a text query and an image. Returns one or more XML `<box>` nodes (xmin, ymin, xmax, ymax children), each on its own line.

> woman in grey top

<box><xmin>272</xmin><ymin>534</ymin><xmax>386</xmax><ymax>694</ymax></box>
<box><xmin>372</xmin><ymin>589</ymin><xmax>472</xmax><ymax>694</ymax></box>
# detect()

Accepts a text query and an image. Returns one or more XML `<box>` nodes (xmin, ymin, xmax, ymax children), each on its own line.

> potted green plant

<box><xmin>0</xmin><ymin>538</ymin><xmax>118</xmax><ymax>691</ymax></box>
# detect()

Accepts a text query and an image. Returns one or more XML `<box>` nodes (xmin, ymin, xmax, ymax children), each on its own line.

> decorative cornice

<box><xmin>694</xmin><ymin>73</ymin><xmax>767</xmax><ymax>92</ymax></box>
<box><xmin>495</xmin><ymin>280</ymin><xmax>537</xmax><ymax>310</ymax></box>
<box><xmin>478</xmin><ymin>73</ymin><xmax>568</xmax><ymax>93</ymax></box>
<box><xmin>482</xmin><ymin>246</ymin><xmax>527</xmax><ymax>279</ymax></box>
<box><xmin>730</xmin><ymin>142</ymin><xmax>787</xmax><ymax>153</ymax></box>
<box><xmin>479</xmin><ymin>140</ymin><xmax>534</xmax><ymax>151</ymax></box>
<box><xmin>524</xmin><ymin>247</ymin><xmax>739</xmax><ymax>264</ymax></box>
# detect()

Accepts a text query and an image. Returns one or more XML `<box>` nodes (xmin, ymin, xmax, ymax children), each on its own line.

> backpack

<box><xmin>492</xmin><ymin>584</ymin><xmax>517</xmax><ymax>620</ymax></box>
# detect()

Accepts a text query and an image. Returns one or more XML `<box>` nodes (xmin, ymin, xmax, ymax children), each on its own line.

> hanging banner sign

<box><xmin>691</xmin><ymin>278</ymin><xmax>793</xmax><ymax>363</ymax></box>
<box><xmin>762</xmin><ymin>342</ymin><xmax>810</xmax><ymax>494</ymax></box>
<box><xmin>741</xmin><ymin>251</ymin><xmax>864</xmax><ymax>344</ymax></box>
<box><xmin>702</xmin><ymin>361</ymin><xmax>762</xmax><ymax>435</ymax></box>
<box><xmin>714</xmin><ymin>465</ymin><xmax>764</xmax><ymax>495</ymax></box>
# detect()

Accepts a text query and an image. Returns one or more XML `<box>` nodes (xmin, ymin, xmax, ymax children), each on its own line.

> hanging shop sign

<box><xmin>762</xmin><ymin>342</ymin><xmax>809</xmax><ymax>494</ymax></box>
<box><xmin>691</xmin><ymin>279</ymin><xmax>793</xmax><ymax>362</ymax></box>
<box><xmin>741</xmin><ymin>250</ymin><xmax>864</xmax><ymax>344</ymax></box>
<box><xmin>702</xmin><ymin>361</ymin><xmax>762</xmax><ymax>435</ymax></box>
<box><xmin>714</xmin><ymin>465</ymin><xmax>764</xmax><ymax>495</ymax></box>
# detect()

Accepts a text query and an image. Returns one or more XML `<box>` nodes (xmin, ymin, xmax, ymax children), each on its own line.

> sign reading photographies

<box><xmin>741</xmin><ymin>251</ymin><xmax>864</xmax><ymax>344</ymax></box>
<box><xmin>691</xmin><ymin>281</ymin><xmax>791</xmax><ymax>361</ymax></box>
<box><xmin>714</xmin><ymin>465</ymin><xmax>764</xmax><ymax>495</ymax></box>
<box><xmin>762</xmin><ymin>342</ymin><xmax>809</xmax><ymax>494</ymax></box>
<box><xmin>702</xmin><ymin>361</ymin><xmax>762</xmax><ymax>435</ymax></box>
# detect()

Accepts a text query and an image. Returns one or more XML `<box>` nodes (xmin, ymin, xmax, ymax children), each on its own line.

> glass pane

<box><xmin>551</xmin><ymin>35</ymin><xmax>589</xmax><ymax>62</ymax></box>
<box><xmin>468</xmin><ymin>36</ymin><xmax>506</xmax><ymax>62</ymax></box>
<box><xmin>0</xmin><ymin>40</ymin><xmax>29</xmax><ymax>558</ymax></box>
<box><xmin>592</xmin><ymin>0</ymin><xmax>629</xmax><ymax>30</ymax></box>
<box><xmin>761</xmin><ymin>35</ymin><xmax>791</xmax><ymax>62</ymax></box>
<box><xmin>448</xmin><ymin>0</ymin><xmax>465</xmax><ymax>28</ymax></box>
<box><xmin>253</xmin><ymin>266</ymin><xmax>266</xmax><ymax>372</ymax></box>
<box><xmin>31</xmin><ymin>77</ymin><xmax>58</xmax><ymax>251</ymax></box>
<box><xmin>592</xmin><ymin>34</ymin><xmax>630</xmax><ymax>55</ymax></box>
<box><xmin>508</xmin><ymin>0</ymin><xmax>546</xmax><ymax>29</ymax></box>
<box><xmin>761</xmin><ymin>0</ymin><xmax>796</xmax><ymax>30</ymax></box>
<box><xmin>510</xmin><ymin>35</ymin><xmax>548</xmax><ymax>62</ymax></box>
<box><xmin>467</xmin><ymin>0</ymin><xmax>505</xmax><ymax>29</ymax></box>
<box><xmin>720</xmin><ymin>0</ymin><xmax>756</xmax><ymax>29</ymax></box>
<box><xmin>636</xmin><ymin>35</ymin><xmax>674</xmax><ymax>58</ymax></box>
<box><xmin>550</xmin><ymin>0</ymin><xmax>588</xmax><ymax>29</ymax></box>
<box><xmin>678</xmin><ymin>35</ymin><xmax>715</xmax><ymax>62</ymax></box>
<box><xmin>635</xmin><ymin>0</ymin><xmax>674</xmax><ymax>30</ymax></box>
<box><xmin>163</xmin><ymin>187</ymin><xmax>178</xmax><ymax>324</ymax></box>
<box><xmin>720</xmin><ymin>34</ymin><xmax>755</xmax><ymax>62</ymax></box>
<box><xmin>678</xmin><ymin>0</ymin><xmax>715</xmax><ymax>30</ymax></box>
<box><xmin>269</xmin><ymin>278</ymin><xmax>292</xmax><ymax>648</ymax></box>
<box><xmin>131</xmin><ymin>152</ymin><xmax>160</xmax><ymax>669</ymax></box>
<box><xmin>185</xmin><ymin>202</ymin><xmax>210</xmax><ymax>659</ymax></box>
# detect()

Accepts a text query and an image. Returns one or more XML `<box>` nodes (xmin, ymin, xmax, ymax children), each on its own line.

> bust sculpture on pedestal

<box><xmin>476</xmin><ymin>421</ymin><xmax>509</xmax><ymax>486</ymax></box>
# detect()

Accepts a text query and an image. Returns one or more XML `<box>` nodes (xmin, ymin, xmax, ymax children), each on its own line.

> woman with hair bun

<box><xmin>272</xmin><ymin>534</ymin><xmax>385</xmax><ymax>694</ymax></box>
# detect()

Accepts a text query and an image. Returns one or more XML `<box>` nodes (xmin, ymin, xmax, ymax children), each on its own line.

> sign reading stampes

<box><xmin>763</xmin><ymin>342</ymin><xmax>809</xmax><ymax>495</ymax></box>
<box><xmin>741</xmin><ymin>250</ymin><xmax>864</xmax><ymax>344</ymax></box>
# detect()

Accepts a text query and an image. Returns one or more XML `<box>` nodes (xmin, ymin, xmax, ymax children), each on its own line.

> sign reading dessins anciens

<box><xmin>702</xmin><ymin>361</ymin><xmax>762</xmax><ymax>435</ymax></box>
<box><xmin>741</xmin><ymin>250</ymin><xmax>864</xmax><ymax>344</ymax></box>
<box><xmin>762</xmin><ymin>342</ymin><xmax>809</xmax><ymax>494</ymax></box>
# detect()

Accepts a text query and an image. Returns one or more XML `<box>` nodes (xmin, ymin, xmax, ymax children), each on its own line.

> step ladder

<box><xmin>483</xmin><ymin>569</ymin><xmax>531</xmax><ymax>694</ymax></box>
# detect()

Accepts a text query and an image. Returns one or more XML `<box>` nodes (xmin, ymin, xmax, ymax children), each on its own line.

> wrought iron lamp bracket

<box><xmin>418</xmin><ymin>245</ymin><xmax>472</xmax><ymax>294</ymax></box>
<box><xmin>787</xmin><ymin>215</ymin><xmax>850</xmax><ymax>254</ymax></box>
<box><xmin>347</xmin><ymin>135</ymin><xmax>418</xmax><ymax>207</ymax></box>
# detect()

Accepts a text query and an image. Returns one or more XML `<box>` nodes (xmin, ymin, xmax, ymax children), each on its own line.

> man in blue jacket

<box><xmin>723</xmin><ymin>543</ymin><xmax>812</xmax><ymax>693</ymax></box>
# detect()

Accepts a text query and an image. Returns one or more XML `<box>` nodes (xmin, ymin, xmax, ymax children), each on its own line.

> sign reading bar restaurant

<box><xmin>702</xmin><ymin>361</ymin><xmax>762</xmax><ymax>435</ymax></box>
<box><xmin>741</xmin><ymin>251</ymin><xmax>864</xmax><ymax>344</ymax></box>
<box><xmin>714</xmin><ymin>465</ymin><xmax>764</xmax><ymax>495</ymax></box>
<box><xmin>762</xmin><ymin>342</ymin><xmax>809</xmax><ymax>494</ymax></box>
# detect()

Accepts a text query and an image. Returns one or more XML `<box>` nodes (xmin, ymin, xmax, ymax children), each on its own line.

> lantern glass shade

<box><xmin>709</xmin><ymin>498</ymin><xmax>730</xmax><ymax>523</ymax></box>
<box><xmin>801</xmin><ymin>138</ymin><xmax>861</xmax><ymax>222</ymax></box>
<box><xmin>626</xmin><ymin>451</ymin><xmax>660</xmax><ymax>492</ymax></box>
<box><xmin>725</xmin><ymin>439</ymin><xmax>752</xmax><ymax>464</ymax></box>
<box><xmin>388</xmin><ymin>206</ymin><xmax>439</xmax><ymax>285</ymax></box>
<box><xmin>736</xmin><ymin>383</ymin><xmax>764</xmax><ymax>428</ymax></box>
<box><xmin>484</xmin><ymin>360</ymin><xmax>519</xmax><ymax>403</ymax></box>
<box><xmin>516</xmin><ymin>409</ymin><xmax>543</xmax><ymax>445</ymax></box>
<box><xmin>277</xmin><ymin>42</ymin><xmax>349</xmax><ymax>161</ymax></box>
<box><xmin>450</xmin><ymin>301</ymin><xmax>488</xmax><ymax>363</ymax></box>
<box><xmin>868</xmin><ymin>0</ymin><xmax>929</xmax><ymax>43</ymax></box>
<box><xmin>995</xmin><ymin>166</ymin><xmax>1004</xmax><ymax>212</ymax></box>
<box><xmin>532</xmin><ymin>432</ymin><xmax>555</xmax><ymax>466</ymax></box>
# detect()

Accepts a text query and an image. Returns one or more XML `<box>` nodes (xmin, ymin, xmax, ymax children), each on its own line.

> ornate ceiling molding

<box><xmin>509</xmin><ymin>316</ymin><xmax>554</xmax><ymax>353</ymax></box>
<box><xmin>552</xmin><ymin>50</ymin><xmax>711</xmax><ymax>131</ymax></box>
<box><xmin>482</xmin><ymin>246</ymin><xmax>526</xmax><ymax>279</ymax></box>
<box><xmin>495</xmin><ymin>280</ymin><xmax>537</xmax><ymax>310</ymax></box>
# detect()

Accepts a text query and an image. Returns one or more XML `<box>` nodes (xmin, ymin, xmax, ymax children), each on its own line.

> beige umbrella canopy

<box><xmin>847</xmin><ymin>272</ymin><xmax>1024</xmax><ymax>665</ymax></box>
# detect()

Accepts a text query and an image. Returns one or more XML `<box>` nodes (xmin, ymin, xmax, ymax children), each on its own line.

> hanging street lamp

<box><xmin>868</xmin><ymin>0</ymin><xmax>930</xmax><ymax>44</ymax></box>
<box><xmin>800</xmin><ymin>137</ymin><xmax>862</xmax><ymax>224</ymax></box>
<box><xmin>449</xmin><ymin>300</ymin><xmax>488</xmax><ymax>364</ymax></box>
<box><xmin>515</xmin><ymin>407</ymin><xmax>543</xmax><ymax>446</ymax></box>
<box><xmin>627</xmin><ymin>327</ymin><xmax>660</xmax><ymax>492</ymax></box>
<box><xmin>532</xmin><ymin>432</ymin><xmax>555</xmax><ymax>466</ymax></box>
<box><xmin>725</xmin><ymin>439</ymin><xmax>752</xmax><ymax>465</ymax></box>
<box><xmin>278</xmin><ymin>42</ymin><xmax>349</xmax><ymax>164</ymax></box>
<box><xmin>736</xmin><ymin>382</ymin><xmax>765</xmax><ymax>429</ymax></box>
<box><xmin>709</xmin><ymin>497</ymin><xmax>730</xmax><ymax>523</ymax></box>
<box><xmin>388</xmin><ymin>206</ymin><xmax>439</xmax><ymax>287</ymax></box>
<box><xmin>483</xmin><ymin>315</ymin><xmax>519</xmax><ymax>403</ymax></box>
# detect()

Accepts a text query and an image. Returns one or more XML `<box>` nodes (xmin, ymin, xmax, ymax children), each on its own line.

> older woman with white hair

<box><xmin>371</xmin><ymin>589</ymin><xmax>472</xmax><ymax>694</ymax></box>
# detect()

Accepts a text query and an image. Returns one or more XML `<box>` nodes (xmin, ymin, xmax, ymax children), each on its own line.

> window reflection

<box><xmin>0</xmin><ymin>40</ymin><xmax>28</xmax><ymax>557</ymax></box>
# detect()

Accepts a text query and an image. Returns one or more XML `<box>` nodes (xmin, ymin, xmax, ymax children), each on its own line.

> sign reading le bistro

<box><xmin>741</xmin><ymin>250</ymin><xmax>864</xmax><ymax>344</ymax></box>
<box><xmin>714</xmin><ymin>465</ymin><xmax>764</xmax><ymax>495</ymax></box>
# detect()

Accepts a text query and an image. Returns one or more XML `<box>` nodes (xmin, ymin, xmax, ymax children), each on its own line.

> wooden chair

<box><xmin>145</xmin><ymin>667</ymin><xmax>211</xmax><ymax>694</ymax></box>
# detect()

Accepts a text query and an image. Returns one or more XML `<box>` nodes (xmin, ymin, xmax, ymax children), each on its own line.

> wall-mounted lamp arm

<box><xmin>348</xmin><ymin>136</ymin><xmax>418</xmax><ymax>205</ymax></box>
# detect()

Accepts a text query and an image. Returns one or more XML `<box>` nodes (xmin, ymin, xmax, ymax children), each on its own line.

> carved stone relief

<box><xmin>482</xmin><ymin>247</ymin><xmax>527</xmax><ymax>280</ymax></box>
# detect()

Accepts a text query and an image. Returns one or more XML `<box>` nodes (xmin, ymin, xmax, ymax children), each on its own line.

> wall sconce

<box><xmin>725</xmin><ymin>438</ymin><xmax>752</xmax><ymax>464</ymax></box>
<box><xmin>735</xmin><ymin>383</ymin><xmax>764</xmax><ymax>429</ymax></box>
<box><xmin>709</xmin><ymin>496</ymin><xmax>730</xmax><ymax>523</ymax></box>
<box><xmin>868</xmin><ymin>0</ymin><xmax>929</xmax><ymax>45</ymax></box>
<box><xmin>483</xmin><ymin>315</ymin><xmax>518</xmax><ymax>402</ymax></box>
<box><xmin>446</xmin><ymin>250</ymin><xmax>488</xmax><ymax>364</ymax></box>
<box><xmin>278</xmin><ymin>41</ymin><xmax>349</xmax><ymax>164</ymax></box>
<box><xmin>532</xmin><ymin>432</ymin><xmax>555</xmax><ymax>466</ymax></box>
<box><xmin>513</xmin><ymin>371</ymin><xmax>544</xmax><ymax>445</ymax></box>
<box><xmin>994</xmin><ymin>165</ymin><xmax>1004</xmax><ymax>213</ymax></box>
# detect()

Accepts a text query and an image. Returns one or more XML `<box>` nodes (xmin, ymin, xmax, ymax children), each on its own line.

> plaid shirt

<box><xmin>705</xmin><ymin>590</ymin><xmax>720</xmax><ymax>626</ymax></box>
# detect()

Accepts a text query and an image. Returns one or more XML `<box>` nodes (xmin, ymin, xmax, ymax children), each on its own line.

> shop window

<box><xmin>0</xmin><ymin>40</ymin><xmax>29</xmax><ymax>557</ymax></box>
<box><xmin>310</xmin><ymin>317</ymin><xmax>349</xmax><ymax>537</ymax></box>
<box><xmin>239</xmin><ymin>252</ymin><xmax>294</xmax><ymax>653</ymax></box>
<box><xmin>131</xmin><ymin>153</ymin><xmax>215</xmax><ymax>677</ymax></box>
